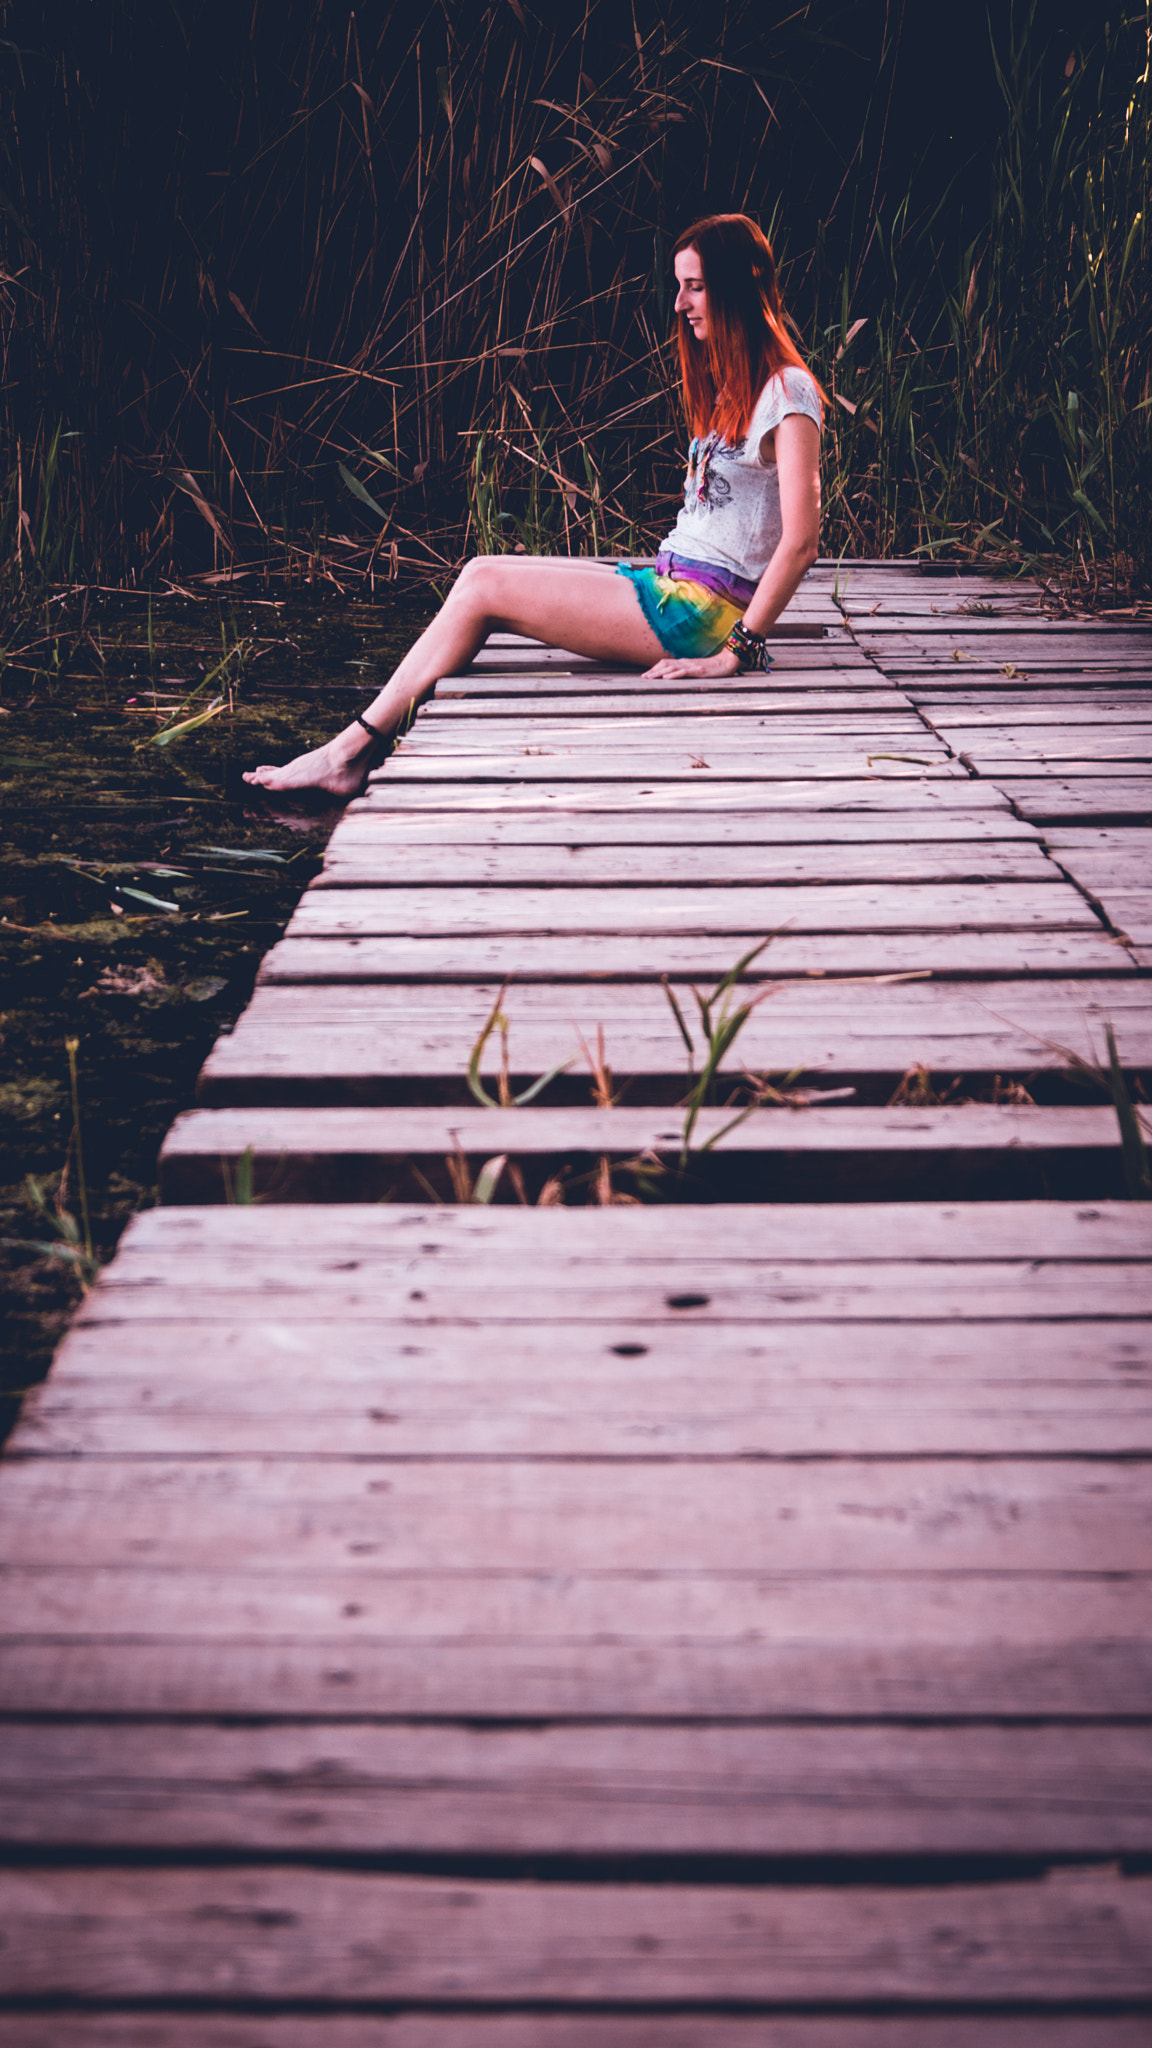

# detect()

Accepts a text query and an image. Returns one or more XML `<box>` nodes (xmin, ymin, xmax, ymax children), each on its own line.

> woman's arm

<box><xmin>643</xmin><ymin>411</ymin><xmax>822</xmax><ymax>681</ymax></box>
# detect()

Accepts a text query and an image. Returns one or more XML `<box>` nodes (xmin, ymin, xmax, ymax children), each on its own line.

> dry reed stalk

<box><xmin>0</xmin><ymin>3</ymin><xmax>1147</xmax><ymax>615</ymax></box>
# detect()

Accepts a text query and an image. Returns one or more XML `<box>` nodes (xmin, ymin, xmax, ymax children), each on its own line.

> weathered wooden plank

<box><xmin>313</xmin><ymin>845</ymin><xmax>1060</xmax><ymax>888</ymax></box>
<box><xmin>852</xmin><ymin>617</ymin><xmax>1143</xmax><ymax>638</ymax></box>
<box><xmin>357</xmin><ymin>777</ymin><xmax>1009</xmax><ymax>812</ymax></box>
<box><xmin>1047</xmin><ymin>853</ymin><xmax>1152</xmax><ymax>889</ymax></box>
<box><xmin>948</xmin><ymin>732</ymin><xmax>1152</xmax><ymax>765</ymax></box>
<box><xmin>998</xmin><ymin>778</ymin><xmax>1152</xmax><ymax>821</ymax></box>
<box><xmin>337</xmin><ymin>804</ymin><xmax>1037</xmax><ymax>843</ymax></box>
<box><xmin>886</xmin><ymin>665</ymin><xmax>1152</xmax><ymax>684</ymax></box>
<box><xmin>430</xmin><ymin>688</ymin><xmax>911</xmax><ymax>715</ymax></box>
<box><xmin>65</xmin><ymin>1262</ymin><xmax>1152</xmax><ymax>1325</ymax></box>
<box><xmin>0</xmin><ymin>2020</ymin><xmax>1142</xmax><ymax>2048</ymax></box>
<box><xmin>156</xmin><ymin>1101</ymin><xmax>1121</xmax><ymax>1166</ymax></box>
<box><xmin>410</xmin><ymin>712</ymin><xmax>935</xmax><ymax>739</ymax></box>
<box><xmin>843</xmin><ymin>597</ymin><xmax>1043</xmax><ymax>616</ymax></box>
<box><xmin>39</xmin><ymin>1310</ymin><xmax>1152</xmax><ymax>1384</ymax></box>
<box><xmin>260</xmin><ymin>929</ymin><xmax>1132</xmax><ymax>982</ymax></box>
<box><xmin>382</xmin><ymin>753</ymin><xmax>964</xmax><ymax>784</ymax></box>
<box><xmin>18</xmin><ymin>1312</ymin><xmax>1152</xmax><ymax>1457</ymax></box>
<box><xmin>436</xmin><ymin>661</ymin><xmax>891</xmax><ymax>695</ymax></box>
<box><xmin>4</xmin><ymin>1458</ymin><xmax>1148</xmax><ymax>1573</ymax></box>
<box><xmin>35</xmin><ymin>1308</ymin><xmax>1152</xmax><ymax>1381</ymax></box>
<box><xmin>80</xmin><ymin>1198</ymin><xmax>1152</xmax><ymax>1261</ymax></box>
<box><xmin>196</xmin><ymin>977</ymin><xmax>1152</xmax><ymax>1100</ymax></box>
<box><xmin>317</xmin><ymin>842</ymin><xmax>1058</xmax><ymax>886</ymax></box>
<box><xmin>21</xmin><ymin>1385</ymin><xmax>1149</xmax><ymax>1459</ymax></box>
<box><xmin>284</xmin><ymin>881</ymin><xmax>1095</xmax><ymax>934</ymax></box>
<box><xmin>156</xmin><ymin>1101</ymin><xmax>1131</xmax><ymax>1210</ymax></box>
<box><xmin>18</xmin><ymin>1380</ymin><xmax>1151</xmax><ymax>1459</ymax></box>
<box><xmin>899</xmin><ymin>669</ymin><xmax>1152</xmax><ymax>690</ymax></box>
<box><xmin>3</xmin><ymin>1722</ymin><xmax>1148</xmax><ymax>1856</ymax></box>
<box><xmin>972</xmin><ymin>761</ymin><xmax>1152</xmax><ymax>781</ymax></box>
<box><xmin>1045</xmin><ymin>827</ymin><xmax>1152</xmax><ymax>852</ymax></box>
<box><xmin>854</xmin><ymin>624</ymin><xmax>1152</xmax><ymax>648</ymax></box>
<box><xmin>918</xmin><ymin>700</ymin><xmax>1152</xmax><ymax>723</ymax></box>
<box><xmin>1</xmin><ymin>1866</ymin><xmax>1149</xmax><ymax>2003</ymax></box>
<box><xmin>468</xmin><ymin>640</ymin><xmax>855</xmax><ymax>671</ymax></box>
<box><xmin>3</xmin><ymin>1570</ymin><xmax>1148</xmax><ymax>1716</ymax></box>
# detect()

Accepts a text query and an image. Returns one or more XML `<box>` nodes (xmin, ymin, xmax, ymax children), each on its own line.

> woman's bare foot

<box><xmin>242</xmin><ymin>725</ymin><xmax>377</xmax><ymax>798</ymax></box>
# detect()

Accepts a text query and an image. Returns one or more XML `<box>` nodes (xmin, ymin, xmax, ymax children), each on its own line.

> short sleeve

<box><xmin>748</xmin><ymin>367</ymin><xmax>823</xmax><ymax>463</ymax></box>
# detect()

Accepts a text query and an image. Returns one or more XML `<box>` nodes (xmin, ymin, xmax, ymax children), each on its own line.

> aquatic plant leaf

<box><xmin>193</xmin><ymin>845</ymin><xmax>288</xmax><ymax>864</ymax></box>
<box><xmin>472</xmin><ymin>1154</ymin><xmax>507</xmax><ymax>1204</ymax></box>
<box><xmin>117</xmin><ymin>886</ymin><xmax>179</xmax><ymax>912</ymax></box>
<box><xmin>339</xmin><ymin>463</ymin><xmax>389</xmax><ymax>523</ymax></box>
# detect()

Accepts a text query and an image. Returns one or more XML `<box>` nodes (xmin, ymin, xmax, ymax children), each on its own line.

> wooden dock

<box><xmin>2</xmin><ymin>561</ymin><xmax>1151</xmax><ymax>2041</ymax></box>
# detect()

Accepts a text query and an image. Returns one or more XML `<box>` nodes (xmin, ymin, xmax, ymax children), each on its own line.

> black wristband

<box><xmin>725</xmin><ymin>619</ymin><xmax>772</xmax><ymax>673</ymax></box>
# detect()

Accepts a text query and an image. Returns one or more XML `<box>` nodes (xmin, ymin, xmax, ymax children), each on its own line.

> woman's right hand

<box><xmin>642</xmin><ymin>647</ymin><xmax>742</xmax><ymax>681</ymax></box>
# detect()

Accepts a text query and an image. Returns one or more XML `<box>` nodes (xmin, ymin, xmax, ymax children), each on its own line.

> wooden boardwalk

<box><xmin>2</xmin><ymin>561</ymin><xmax>1151</xmax><ymax>2041</ymax></box>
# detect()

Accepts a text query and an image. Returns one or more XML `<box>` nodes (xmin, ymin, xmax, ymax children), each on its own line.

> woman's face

<box><xmin>673</xmin><ymin>247</ymin><xmax>708</xmax><ymax>339</ymax></box>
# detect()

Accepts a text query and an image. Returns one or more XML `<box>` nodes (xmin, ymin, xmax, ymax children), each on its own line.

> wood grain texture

<box><xmin>6</xmin><ymin>2025</ymin><xmax>1152</xmax><ymax>2048</ymax></box>
<box><xmin>429</xmin><ymin>687</ymin><xmax>911</xmax><ymax>715</ymax></box>
<box><xmin>918</xmin><ymin>699</ymin><xmax>1152</xmax><ymax>723</ymax></box>
<box><xmin>335</xmin><ymin>804</ymin><xmax>1039</xmax><ymax>842</ymax></box>
<box><xmin>423</xmin><ymin>705</ymin><xmax>925</xmax><ymax>729</ymax></box>
<box><xmin>2</xmin><ymin>1721</ymin><xmax>1148</xmax><ymax>1855</ymax></box>
<box><xmin>18</xmin><ymin>1346</ymin><xmax>1152</xmax><ymax>1459</ymax></box>
<box><xmin>4</xmin><ymin>1577</ymin><xmax>1148</xmax><ymax>1715</ymax></box>
<box><xmin>287</xmin><ymin>880</ymin><xmax>1093</xmax><ymax>933</ymax></box>
<box><xmin>3</xmin><ymin>2020</ymin><xmax>1148</xmax><ymax>2048</ymax></box>
<box><xmin>3</xmin><ymin>1457</ymin><xmax>1147</xmax><ymax>1572</ymax></box>
<box><xmin>0</xmin><ymin>1867</ymin><xmax>1149</xmax><ymax>2003</ymax></box>
<box><xmin>157</xmin><ymin>1101</ymin><xmax>1122</xmax><ymax>1164</ymax></box>
<box><xmin>357</xmin><ymin>776</ymin><xmax>1005</xmax><ymax>813</ymax></box>
<box><xmin>311</xmin><ymin>842</ymin><xmax>1060</xmax><ymax>887</ymax></box>
<box><xmin>258</xmin><ymin>928</ymin><xmax>1133</xmax><ymax>981</ymax></box>
<box><xmin>76</xmin><ymin>1195</ymin><xmax>1152</xmax><ymax>1262</ymax></box>
<box><xmin>994</xmin><ymin>777</ymin><xmax>1152</xmax><ymax>820</ymax></box>
<box><xmin>379</xmin><ymin>752</ymin><xmax>964</xmax><ymax>783</ymax></box>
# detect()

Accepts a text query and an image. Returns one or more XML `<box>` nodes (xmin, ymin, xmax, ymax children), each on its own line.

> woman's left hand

<box><xmin>642</xmin><ymin>647</ymin><xmax>742</xmax><ymax>681</ymax></box>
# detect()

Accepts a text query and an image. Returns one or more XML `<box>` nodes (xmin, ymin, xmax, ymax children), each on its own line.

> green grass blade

<box><xmin>1105</xmin><ymin>1024</ymin><xmax>1152</xmax><ymax>1199</ymax></box>
<box><xmin>472</xmin><ymin>1154</ymin><xmax>507</xmax><ymax>1203</ymax></box>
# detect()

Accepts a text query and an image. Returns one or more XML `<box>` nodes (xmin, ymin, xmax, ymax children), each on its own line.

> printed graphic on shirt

<box><xmin>684</xmin><ymin>433</ymin><xmax>740</xmax><ymax>513</ymax></box>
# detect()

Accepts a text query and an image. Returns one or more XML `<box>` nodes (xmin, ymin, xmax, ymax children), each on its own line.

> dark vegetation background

<box><xmin>1</xmin><ymin>0</ymin><xmax>1149</xmax><ymax>604</ymax></box>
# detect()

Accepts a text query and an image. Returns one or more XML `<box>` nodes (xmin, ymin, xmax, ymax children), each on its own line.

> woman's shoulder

<box><xmin>751</xmin><ymin>363</ymin><xmax>823</xmax><ymax>432</ymax></box>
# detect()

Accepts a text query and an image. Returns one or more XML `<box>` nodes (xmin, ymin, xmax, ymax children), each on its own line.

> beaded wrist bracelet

<box><xmin>725</xmin><ymin>618</ymin><xmax>772</xmax><ymax>672</ymax></box>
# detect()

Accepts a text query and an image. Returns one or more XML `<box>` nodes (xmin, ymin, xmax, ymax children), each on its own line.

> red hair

<box><xmin>674</xmin><ymin>214</ymin><xmax>824</xmax><ymax>443</ymax></box>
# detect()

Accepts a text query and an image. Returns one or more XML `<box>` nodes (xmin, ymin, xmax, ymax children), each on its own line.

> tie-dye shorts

<box><xmin>616</xmin><ymin>556</ymin><xmax>757</xmax><ymax>660</ymax></box>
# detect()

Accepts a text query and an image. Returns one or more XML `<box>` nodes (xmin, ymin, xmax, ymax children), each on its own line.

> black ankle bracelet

<box><xmin>355</xmin><ymin>713</ymin><xmax>383</xmax><ymax>739</ymax></box>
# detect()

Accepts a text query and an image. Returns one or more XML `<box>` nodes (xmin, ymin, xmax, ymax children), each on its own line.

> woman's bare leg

<box><xmin>243</xmin><ymin>557</ymin><xmax>663</xmax><ymax>794</ymax></box>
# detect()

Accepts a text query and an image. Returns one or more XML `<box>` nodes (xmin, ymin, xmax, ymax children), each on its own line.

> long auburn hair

<box><xmin>674</xmin><ymin>214</ymin><xmax>823</xmax><ymax>444</ymax></box>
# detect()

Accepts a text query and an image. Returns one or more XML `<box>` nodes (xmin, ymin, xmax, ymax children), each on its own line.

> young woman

<box><xmin>244</xmin><ymin>212</ymin><xmax>823</xmax><ymax>796</ymax></box>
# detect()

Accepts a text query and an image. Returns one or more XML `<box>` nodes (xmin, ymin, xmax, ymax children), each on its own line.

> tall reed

<box><xmin>0</xmin><ymin>3</ymin><xmax>1147</xmax><ymax>607</ymax></box>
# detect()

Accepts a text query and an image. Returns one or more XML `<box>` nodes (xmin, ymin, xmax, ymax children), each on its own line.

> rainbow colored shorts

<box><xmin>615</xmin><ymin>557</ymin><xmax>758</xmax><ymax>660</ymax></box>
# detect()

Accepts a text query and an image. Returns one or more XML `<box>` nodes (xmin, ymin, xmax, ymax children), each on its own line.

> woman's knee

<box><xmin>453</xmin><ymin>554</ymin><xmax>515</xmax><ymax>619</ymax></box>
<box><xmin>453</xmin><ymin>555</ymin><xmax>498</xmax><ymax>602</ymax></box>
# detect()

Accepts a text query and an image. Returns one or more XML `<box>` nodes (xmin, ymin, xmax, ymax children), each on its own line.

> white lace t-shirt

<box><xmin>660</xmin><ymin>365</ymin><xmax>823</xmax><ymax>586</ymax></box>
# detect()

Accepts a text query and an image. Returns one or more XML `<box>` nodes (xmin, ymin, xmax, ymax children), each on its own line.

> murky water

<box><xmin>0</xmin><ymin>588</ymin><xmax>431</xmax><ymax>1410</ymax></box>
